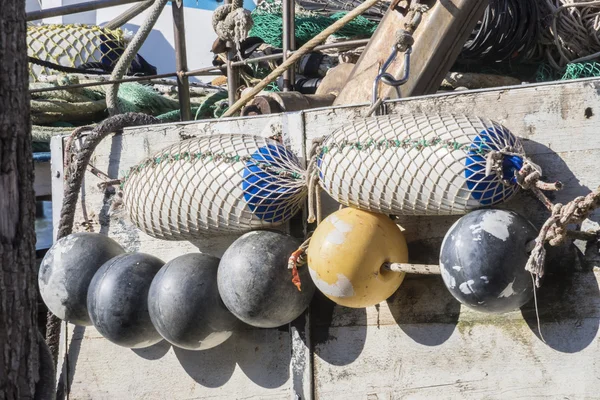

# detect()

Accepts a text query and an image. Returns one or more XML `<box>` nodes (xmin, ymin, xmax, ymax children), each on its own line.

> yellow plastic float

<box><xmin>307</xmin><ymin>207</ymin><xmax>408</xmax><ymax>308</ymax></box>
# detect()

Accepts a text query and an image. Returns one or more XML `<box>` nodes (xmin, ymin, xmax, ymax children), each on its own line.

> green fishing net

<box><xmin>250</xmin><ymin>6</ymin><xmax>377</xmax><ymax>48</ymax></box>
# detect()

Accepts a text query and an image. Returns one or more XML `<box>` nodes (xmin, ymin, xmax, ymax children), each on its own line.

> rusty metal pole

<box><xmin>27</xmin><ymin>0</ymin><xmax>142</xmax><ymax>21</ymax></box>
<box><xmin>172</xmin><ymin>0</ymin><xmax>192</xmax><ymax>120</ymax></box>
<box><xmin>282</xmin><ymin>0</ymin><xmax>295</xmax><ymax>91</ymax></box>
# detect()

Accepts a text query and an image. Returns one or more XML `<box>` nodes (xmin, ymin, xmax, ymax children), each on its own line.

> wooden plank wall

<box><xmin>53</xmin><ymin>78</ymin><xmax>600</xmax><ymax>399</ymax></box>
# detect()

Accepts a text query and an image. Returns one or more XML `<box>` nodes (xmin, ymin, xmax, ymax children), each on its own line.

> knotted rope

<box><xmin>526</xmin><ymin>188</ymin><xmax>600</xmax><ymax>287</ymax></box>
<box><xmin>486</xmin><ymin>147</ymin><xmax>600</xmax><ymax>287</ymax></box>
<box><xmin>287</xmin><ymin>139</ymin><xmax>324</xmax><ymax>291</ymax></box>
<box><xmin>485</xmin><ymin>147</ymin><xmax>563</xmax><ymax>210</ymax></box>
<box><xmin>212</xmin><ymin>0</ymin><xmax>253</xmax><ymax>58</ymax></box>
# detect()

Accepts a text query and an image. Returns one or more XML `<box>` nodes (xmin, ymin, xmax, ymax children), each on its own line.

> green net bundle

<box><xmin>536</xmin><ymin>61</ymin><xmax>600</xmax><ymax>82</ymax></box>
<box><xmin>250</xmin><ymin>5</ymin><xmax>377</xmax><ymax>48</ymax></box>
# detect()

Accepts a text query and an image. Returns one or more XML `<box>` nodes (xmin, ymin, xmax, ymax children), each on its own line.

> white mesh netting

<box><xmin>27</xmin><ymin>24</ymin><xmax>127</xmax><ymax>81</ymax></box>
<box><xmin>123</xmin><ymin>134</ymin><xmax>307</xmax><ymax>239</ymax></box>
<box><xmin>316</xmin><ymin>114</ymin><xmax>525</xmax><ymax>216</ymax></box>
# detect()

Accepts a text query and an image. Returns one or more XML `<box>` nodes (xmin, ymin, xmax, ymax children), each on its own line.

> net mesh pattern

<box><xmin>27</xmin><ymin>24</ymin><xmax>126</xmax><ymax>81</ymax></box>
<box><xmin>317</xmin><ymin>114</ymin><xmax>524</xmax><ymax>216</ymax></box>
<box><xmin>123</xmin><ymin>134</ymin><xmax>307</xmax><ymax>239</ymax></box>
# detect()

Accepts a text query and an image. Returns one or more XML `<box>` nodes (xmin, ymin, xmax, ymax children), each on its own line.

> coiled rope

<box><xmin>540</xmin><ymin>0</ymin><xmax>600</xmax><ymax>69</ymax></box>
<box><xmin>460</xmin><ymin>0</ymin><xmax>542</xmax><ymax>62</ymax></box>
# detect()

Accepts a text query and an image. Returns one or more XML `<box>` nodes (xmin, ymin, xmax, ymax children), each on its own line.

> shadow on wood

<box><xmin>521</xmin><ymin>243</ymin><xmax>600</xmax><ymax>354</ymax></box>
<box><xmin>174</xmin><ymin>339</ymin><xmax>237</xmax><ymax>388</ymax></box>
<box><xmin>311</xmin><ymin>292</ymin><xmax>368</xmax><ymax>366</ymax></box>
<box><xmin>131</xmin><ymin>339</ymin><xmax>171</xmax><ymax>360</ymax></box>
<box><xmin>386</xmin><ymin>276</ymin><xmax>461</xmax><ymax>346</ymax></box>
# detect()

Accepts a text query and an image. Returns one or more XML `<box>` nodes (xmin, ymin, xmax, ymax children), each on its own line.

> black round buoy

<box><xmin>218</xmin><ymin>230</ymin><xmax>316</xmax><ymax>328</ymax></box>
<box><xmin>38</xmin><ymin>232</ymin><xmax>125</xmax><ymax>325</ymax></box>
<box><xmin>87</xmin><ymin>253</ymin><xmax>164</xmax><ymax>348</ymax></box>
<box><xmin>440</xmin><ymin>209</ymin><xmax>537</xmax><ymax>313</ymax></box>
<box><xmin>148</xmin><ymin>253</ymin><xmax>239</xmax><ymax>350</ymax></box>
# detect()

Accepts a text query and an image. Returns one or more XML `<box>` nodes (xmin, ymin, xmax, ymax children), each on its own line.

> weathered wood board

<box><xmin>53</xmin><ymin>78</ymin><xmax>600</xmax><ymax>399</ymax></box>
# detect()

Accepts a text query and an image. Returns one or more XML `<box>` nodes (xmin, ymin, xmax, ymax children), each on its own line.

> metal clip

<box><xmin>370</xmin><ymin>46</ymin><xmax>412</xmax><ymax>116</ymax></box>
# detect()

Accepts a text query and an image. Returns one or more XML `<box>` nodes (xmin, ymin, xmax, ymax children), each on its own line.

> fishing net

<box><xmin>27</xmin><ymin>24</ymin><xmax>128</xmax><ymax>81</ymax></box>
<box><xmin>316</xmin><ymin>114</ymin><xmax>525</xmax><ymax>216</ymax></box>
<box><xmin>561</xmin><ymin>61</ymin><xmax>600</xmax><ymax>79</ymax></box>
<box><xmin>122</xmin><ymin>134</ymin><xmax>307</xmax><ymax>239</ymax></box>
<box><xmin>250</xmin><ymin>2</ymin><xmax>377</xmax><ymax>48</ymax></box>
<box><xmin>536</xmin><ymin>61</ymin><xmax>600</xmax><ymax>82</ymax></box>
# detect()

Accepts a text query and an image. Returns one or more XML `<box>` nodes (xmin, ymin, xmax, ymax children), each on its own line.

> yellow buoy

<box><xmin>307</xmin><ymin>208</ymin><xmax>408</xmax><ymax>308</ymax></box>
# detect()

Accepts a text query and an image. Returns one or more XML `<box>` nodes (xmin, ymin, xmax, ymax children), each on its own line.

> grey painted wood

<box><xmin>52</xmin><ymin>78</ymin><xmax>600</xmax><ymax>399</ymax></box>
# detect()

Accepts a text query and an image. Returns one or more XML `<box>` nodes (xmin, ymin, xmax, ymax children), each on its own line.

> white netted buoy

<box><xmin>316</xmin><ymin>114</ymin><xmax>525</xmax><ymax>215</ymax></box>
<box><xmin>123</xmin><ymin>134</ymin><xmax>307</xmax><ymax>239</ymax></box>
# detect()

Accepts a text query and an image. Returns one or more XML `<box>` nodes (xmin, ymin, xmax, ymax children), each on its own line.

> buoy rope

<box><xmin>306</xmin><ymin>138</ymin><xmax>324</xmax><ymax>224</ymax></box>
<box><xmin>531</xmin><ymin>272</ymin><xmax>547</xmax><ymax>343</ymax></box>
<box><xmin>106</xmin><ymin>0</ymin><xmax>168</xmax><ymax>116</ymax></box>
<box><xmin>383</xmin><ymin>262</ymin><xmax>440</xmax><ymax>275</ymax></box>
<box><xmin>288</xmin><ymin>237</ymin><xmax>312</xmax><ymax>291</ymax></box>
<box><xmin>46</xmin><ymin>113</ymin><xmax>160</xmax><ymax>369</ymax></box>
<box><xmin>526</xmin><ymin>187</ymin><xmax>600</xmax><ymax>287</ymax></box>
<box><xmin>485</xmin><ymin>147</ymin><xmax>563</xmax><ymax>210</ymax></box>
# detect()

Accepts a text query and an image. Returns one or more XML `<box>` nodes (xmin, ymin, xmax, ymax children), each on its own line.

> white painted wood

<box><xmin>53</xmin><ymin>78</ymin><xmax>600</xmax><ymax>399</ymax></box>
<box><xmin>34</xmin><ymin>161</ymin><xmax>52</xmax><ymax>197</ymax></box>
<box><xmin>50</xmin><ymin>135</ymin><xmax>64</xmax><ymax>241</ymax></box>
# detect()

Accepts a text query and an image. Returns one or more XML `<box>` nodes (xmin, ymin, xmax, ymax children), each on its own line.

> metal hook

<box><xmin>370</xmin><ymin>46</ymin><xmax>412</xmax><ymax>116</ymax></box>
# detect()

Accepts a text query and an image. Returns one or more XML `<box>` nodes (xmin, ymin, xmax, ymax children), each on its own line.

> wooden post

<box><xmin>334</xmin><ymin>0</ymin><xmax>489</xmax><ymax>105</ymax></box>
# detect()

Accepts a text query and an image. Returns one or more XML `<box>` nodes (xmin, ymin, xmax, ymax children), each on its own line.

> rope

<box><xmin>106</xmin><ymin>0</ymin><xmax>168</xmax><ymax>116</ymax></box>
<box><xmin>212</xmin><ymin>0</ymin><xmax>253</xmax><ymax>56</ymax></box>
<box><xmin>306</xmin><ymin>138</ymin><xmax>324</xmax><ymax>224</ymax></box>
<box><xmin>46</xmin><ymin>113</ymin><xmax>159</xmax><ymax>366</ymax></box>
<box><xmin>287</xmin><ymin>237</ymin><xmax>311</xmax><ymax>291</ymax></box>
<box><xmin>526</xmin><ymin>187</ymin><xmax>600</xmax><ymax>287</ymax></box>
<box><xmin>485</xmin><ymin>148</ymin><xmax>563</xmax><ymax>211</ymax></box>
<box><xmin>221</xmin><ymin>0</ymin><xmax>383</xmax><ymax>118</ymax></box>
<box><xmin>540</xmin><ymin>0</ymin><xmax>600</xmax><ymax>69</ymax></box>
<box><xmin>459</xmin><ymin>0</ymin><xmax>542</xmax><ymax>63</ymax></box>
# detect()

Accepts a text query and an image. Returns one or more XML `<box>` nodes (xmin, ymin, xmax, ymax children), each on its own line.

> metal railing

<box><xmin>26</xmin><ymin>0</ymin><xmax>368</xmax><ymax>120</ymax></box>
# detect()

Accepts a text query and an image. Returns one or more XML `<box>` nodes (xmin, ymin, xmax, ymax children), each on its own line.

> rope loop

<box><xmin>212</xmin><ymin>1</ymin><xmax>253</xmax><ymax>54</ymax></box>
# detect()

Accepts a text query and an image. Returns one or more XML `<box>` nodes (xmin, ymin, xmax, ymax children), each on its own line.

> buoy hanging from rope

<box><xmin>122</xmin><ymin>134</ymin><xmax>307</xmax><ymax>239</ymax></box>
<box><xmin>148</xmin><ymin>253</ymin><xmax>240</xmax><ymax>351</ymax></box>
<box><xmin>217</xmin><ymin>230</ymin><xmax>315</xmax><ymax>328</ymax></box>
<box><xmin>439</xmin><ymin>209</ymin><xmax>537</xmax><ymax>313</ymax></box>
<box><xmin>314</xmin><ymin>114</ymin><xmax>528</xmax><ymax>217</ymax></box>
<box><xmin>87</xmin><ymin>253</ymin><xmax>165</xmax><ymax>348</ymax></box>
<box><xmin>307</xmin><ymin>208</ymin><xmax>408</xmax><ymax>308</ymax></box>
<box><xmin>38</xmin><ymin>232</ymin><xmax>125</xmax><ymax>326</ymax></box>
